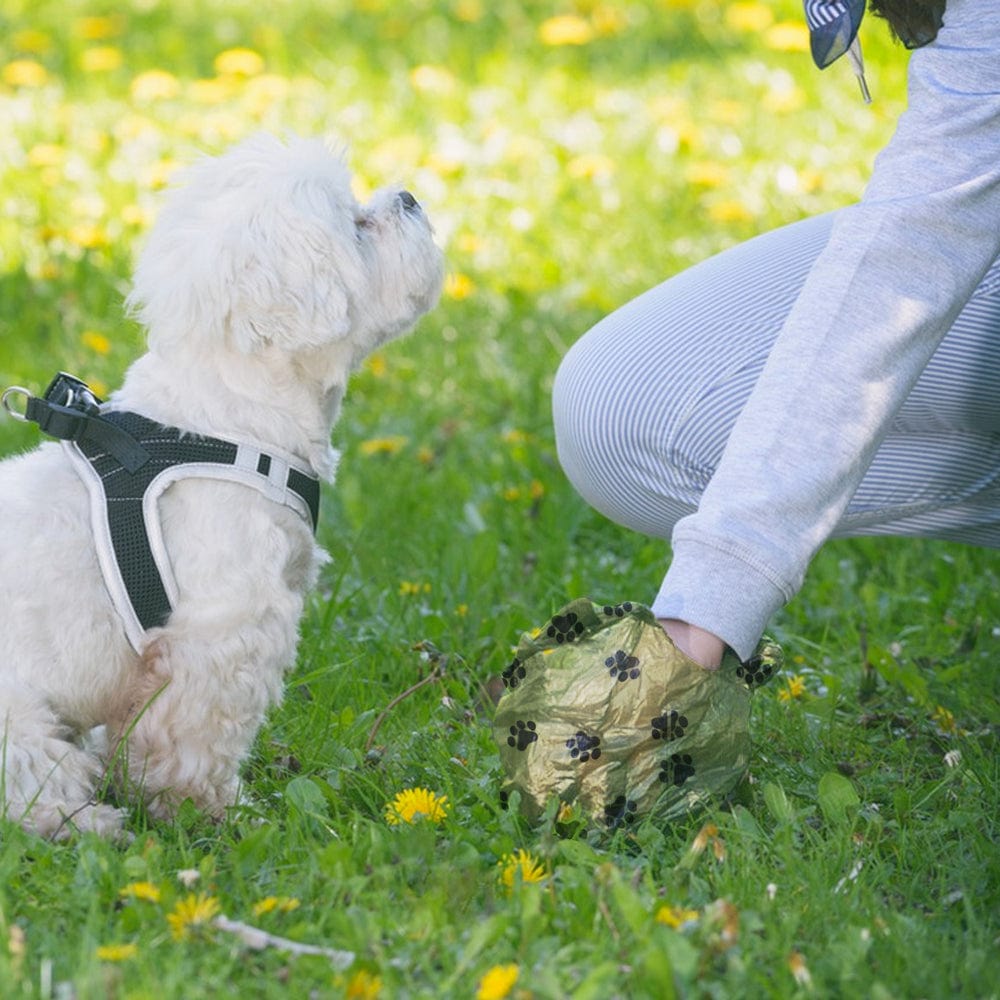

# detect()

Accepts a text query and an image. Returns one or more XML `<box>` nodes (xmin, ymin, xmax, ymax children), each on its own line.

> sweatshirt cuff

<box><xmin>650</xmin><ymin>536</ymin><xmax>789</xmax><ymax>662</ymax></box>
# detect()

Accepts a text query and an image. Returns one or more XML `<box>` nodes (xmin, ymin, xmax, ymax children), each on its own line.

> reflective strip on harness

<box><xmin>60</xmin><ymin>410</ymin><xmax>320</xmax><ymax>652</ymax></box>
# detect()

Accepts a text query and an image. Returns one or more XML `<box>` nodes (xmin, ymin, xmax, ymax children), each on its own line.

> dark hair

<box><xmin>868</xmin><ymin>0</ymin><xmax>946</xmax><ymax>48</ymax></box>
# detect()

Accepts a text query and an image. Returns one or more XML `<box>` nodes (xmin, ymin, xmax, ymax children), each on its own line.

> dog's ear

<box><xmin>225</xmin><ymin>200</ymin><xmax>359</xmax><ymax>355</ymax></box>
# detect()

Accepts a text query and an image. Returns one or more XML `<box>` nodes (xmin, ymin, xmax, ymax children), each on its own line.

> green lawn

<box><xmin>1</xmin><ymin>1</ymin><xmax>998</xmax><ymax>997</ymax></box>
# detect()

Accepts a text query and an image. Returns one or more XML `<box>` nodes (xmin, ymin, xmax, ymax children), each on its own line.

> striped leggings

<box><xmin>553</xmin><ymin>211</ymin><xmax>1000</xmax><ymax>553</ymax></box>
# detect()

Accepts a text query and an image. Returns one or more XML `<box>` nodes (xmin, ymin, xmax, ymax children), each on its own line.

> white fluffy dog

<box><xmin>0</xmin><ymin>133</ymin><xmax>443</xmax><ymax>838</ymax></box>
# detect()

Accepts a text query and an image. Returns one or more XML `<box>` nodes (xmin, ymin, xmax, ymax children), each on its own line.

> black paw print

<box><xmin>651</xmin><ymin>710</ymin><xmax>688</xmax><ymax>741</ymax></box>
<box><xmin>603</xmin><ymin>794</ymin><xmax>639</xmax><ymax>830</ymax></box>
<box><xmin>501</xmin><ymin>657</ymin><xmax>526</xmax><ymax>689</ymax></box>
<box><xmin>736</xmin><ymin>654</ymin><xmax>776</xmax><ymax>690</ymax></box>
<box><xmin>659</xmin><ymin>753</ymin><xmax>696</xmax><ymax>787</ymax></box>
<box><xmin>565</xmin><ymin>731</ymin><xmax>602</xmax><ymax>763</ymax></box>
<box><xmin>601</xmin><ymin>602</ymin><xmax>634</xmax><ymax>618</ymax></box>
<box><xmin>547</xmin><ymin>612</ymin><xmax>586</xmax><ymax>644</ymax></box>
<box><xmin>606</xmin><ymin>649</ymin><xmax>641</xmax><ymax>682</ymax></box>
<box><xmin>507</xmin><ymin>720</ymin><xmax>538</xmax><ymax>751</ymax></box>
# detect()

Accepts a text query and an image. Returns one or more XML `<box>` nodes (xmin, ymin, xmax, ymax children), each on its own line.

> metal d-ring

<box><xmin>1</xmin><ymin>386</ymin><xmax>32</xmax><ymax>422</ymax></box>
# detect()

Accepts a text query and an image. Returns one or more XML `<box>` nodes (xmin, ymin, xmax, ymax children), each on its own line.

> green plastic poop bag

<box><xmin>493</xmin><ymin>599</ymin><xmax>781</xmax><ymax>830</ymax></box>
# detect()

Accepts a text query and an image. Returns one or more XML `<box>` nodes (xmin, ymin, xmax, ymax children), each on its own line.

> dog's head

<box><xmin>126</xmin><ymin>133</ymin><xmax>443</xmax><ymax>369</ymax></box>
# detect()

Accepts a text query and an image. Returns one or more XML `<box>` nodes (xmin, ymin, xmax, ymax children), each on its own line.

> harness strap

<box><xmin>9</xmin><ymin>373</ymin><xmax>321</xmax><ymax>652</ymax></box>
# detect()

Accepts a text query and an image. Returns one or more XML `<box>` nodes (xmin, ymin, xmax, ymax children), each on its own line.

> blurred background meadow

<box><xmin>1</xmin><ymin>1</ymin><xmax>998</xmax><ymax>997</ymax></box>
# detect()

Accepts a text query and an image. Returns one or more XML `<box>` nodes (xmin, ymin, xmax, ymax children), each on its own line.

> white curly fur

<box><xmin>0</xmin><ymin>133</ymin><xmax>443</xmax><ymax>838</ymax></box>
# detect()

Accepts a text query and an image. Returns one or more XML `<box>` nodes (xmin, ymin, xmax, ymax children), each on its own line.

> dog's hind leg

<box><xmin>0</xmin><ymin>683</ymin><xmax>126</xmax><ymax>839</ymax></box>
<box><xmin>109</xmin><ymin>629</ymin><xmax>287</xmax><ymax>822</ymax></box>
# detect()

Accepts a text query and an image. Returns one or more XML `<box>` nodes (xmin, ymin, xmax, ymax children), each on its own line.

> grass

<box><xmin>1</xmin><ymin>0</ymin><xmax>998</xmax><ymax>997</ymax></box>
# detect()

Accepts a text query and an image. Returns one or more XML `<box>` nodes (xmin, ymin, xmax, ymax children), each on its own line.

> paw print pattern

<box><xmin>565</xmin><ymin>731</ymin><xmax>602</xmax><ymax>763</ymax></box>
<box><xmin>547</xmin><ymin>612</ymin><xmax>585</xmax><ymax>644</ymax></box>
<box><xmin>651</xmin><ymin>710</ymin><xmax>688</xmax><ymax>741</ymax></box>
<box><xmin>603</xmin><ymin>794</ymin><xmax>639</xmax><ymax>830</ymax></box>
<box><xmin>507</xmin><ymin>720</ymin><xmax>538</xmax><ymax>751</ymax></box>
<box><xmin>501</xmin><ymin>657</ymin><xmax>526</xmax><ymax>689</ymax></box>
<box><xmin>606</xmin><ymin>649</ymin><xmax>641</xmax><ymax>683</ymax></box>
<box><xmin>736</xmin><ymin>653</ymin><xmax>776</xmax><ymax>690</ymax></box>
<box><xmin>601</xmin><ymin>602</ymin><xmax>634</xmax><ymax>618</ymax></box>
<box><xmin>659</xmin><ymin>753</ymin><xmax>696</xmax><ymax>787</ymax></box>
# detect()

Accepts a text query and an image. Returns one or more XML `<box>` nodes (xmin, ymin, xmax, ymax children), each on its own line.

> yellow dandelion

<box><xmin>539</xmin><ymin>14</ymin><xmax>595</xmax><ymax>46</ymax></box>
<box><xmin>12</xmin><ymin>29</ymin><xmax>52</xmax><ymax>54</ymax></box>
<box><xmin>384</xmin><ymin>787</ymin><xmax>449</xmax><ymax>825</ymax></box>
<box><xmin>130</xmin><ymin>69</ymin><xmax>180</xmax><ymax>102</ymax></box>
<box><xmin>764</xmin><ymin>21</ymin><xmax>811</xmax><ymax>53</ymax></box>
<box><xmin>66</xmin><ymin>223</ymin><xmax>110</xmax><ymax>250</ymax></box>
<box><xmin>777</xmin><ymin>674</ymin><xmax>806</xmax><ymax>702</ymax></box>
<box><xmin>214</xmin><ymin>47</ymin><xmax>264</xmax><ymax>77</ymax></box>
<box><xmin>3</xmin><ymin>59</ymin><xmax>49</xmax><ymax>88</ymax></box>
<box><xmin>455</xmin><ymin>0</ymin><xmax>483</xmax><ymax>22</ymax></box>
<box><xmin>655</xmin><ymin>904</ymin><xmax>700</xmax><ymax>929</ymax></box>
<box><xmin>496</xmin><ymin>849</ymin><xmax>547</xmax><ymax>889</ymax></box>
<box><xmin>345</xmin><ymin>969</ymin><xmax>383</xmax><ymax>999</ymax></box>
<box><xmin>28</xmin><ymin>144</ymin><xmax>65</xmax><ymax>169</ymax></box>
<box><xmin>725</xmin><ymin>2</ymin><xmax>774</xmax><ymax>33</ymax></box>
<box><xmin>932</xmin><ymin>705</ymin><xmax>957</xmax><ymax>734</ymax></box>
<box><xmin>119</xmin><ymin>881</ymin><xmax>161</xmax><ymax>903</ymax></box>
<box><xmin>567</xmin><ymin>153</ymin><xmax>615</xmax><ymax>180</ymax></box>
<box><xmin>75</xmin><ymin>15</ymin><xmax>120</xmax><ymax>41</ymax></box>
<box><xmin>476</xmin><ymin>963</ymin><xmax>519</xmax><ymax>1000</ymax></box>
<box><xmin>82</xmin><ymin>330</ymin><xmax>112</xmax><ymax>356</ymax></box>
<box><xmin>707</xmin><ymin>199</ymin><xmax>753</xmax><ymax>224</ymax></box>
<box><xmin>409</xmin><ymin>64</ymin><xmax>456</xmax><ymax>95</ymax></box>
<box><xmin>529</xmin><ymin>480</ymin><xmax>545</xmax><ymax>500</ymax></box>
<box><xmin>166</xmin><ymin>892</ymin><xmax>221</xmax><ymax>941</ymax></box>
<box><xmin>95</xmin><ymin>943</ymin><xmax>138</xmax><ymax>962</ymax></box>
<box><xmin>502</xmin><ymin>486</ymin><xmax>522</xmax><ymax>502</ymax></box>
<box><xmin>364</xmin><ymin>353</ymin><xmax>388</xmax><ymax>377</ymax></box>
<box><xmin>592</xmin><ymin>6</ymin><xmax>628</xmax><ymax>37</ymax></box>
<box><xmin>252</xmin><ymin>895</ymin><xmax>300</xmax><ymax>917</ymax></box>
<box><xmin>685</xmin><ymin>161</ymin><xmax>729</xmax><ymax>188</ymax></box>
<box><xmin>189</xmin><ymin>77</ymin><xmax>236</xmax><ymax>104</ymax></box>
<box><xmin>455</xmin><ymin>603</ymin><xmax>468</xmax><ymax>617</ymax></box>
<box><xmin>417</xmin><ymin>445</ymin><xmax>435</xmax><ymax>465</ymax></box>
<box><xmin>444</xmin><ymin>272</ymin><xmax>475</xmax><ymax>300</ymax></box>
<box><xmin>80</xmin><ymin>46</ymin><xmax>123</xmax><ymax>73</ymax></box>
<box><xmin>360</xmin><ymin>435</ymin><xmax>408</xmax><ymax>457</ymax></box>
<box><xmin>398</xmin><ymin>580</ymin><xmax>431</xmax><ymax>596</ymax></box>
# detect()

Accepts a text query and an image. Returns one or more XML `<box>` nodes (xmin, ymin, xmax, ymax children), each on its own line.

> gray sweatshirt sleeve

<box><xmin>652</xmin><ymin>0</ymin><xmax>1000</xmax><ymax>660</ymax></box>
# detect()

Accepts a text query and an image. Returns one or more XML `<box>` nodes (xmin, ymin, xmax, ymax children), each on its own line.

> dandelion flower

<box><xmin>82</xmin><ymin>330</ymin><xmax>112</xmax><ymax>356</ymax></box>
<box><xmin>932</xmin><ymin>705</ymin><xmax>957</xmax><ymax>733</ymax></box>
<box><xmin>777</xmin><ymin>675</ymin><xmax>806</xmax><ymax>702</ymax></box>
<box><xmin>398</xmin><ymin>580</ymin><xmax>431</xmax><ymax>597</ymax></box>
<box><xmin>214</xmin><ymin>47</ymin><xmax>264</xmax><ymax>77</ymax></box>
<box><xmin>384</xmin><ymin>787</ymin><xmax>449</xmax><ymax>825</ymax></box>
<box><xmin>95</xmin><ymin>943</ymin><xmax>138</xmax><ymax>962</ymax></box>
<box><xmin>764</xmin><ymin>22</ymin><xmax>810</xmax><ymax>52</ymax></box>
<box><xmin>444</xmin><ymin>272</ymin><xmax>475</xmax><ymax>300</ymax></box>
<box><xmin>476</xmin><ymin>963</ymin><xmax>519</xmax><ymax>1000</ymax></box>
<box><xmin>345</xmin><ymin>969</ymin><xmax>383</xmax><ymax>999</ymax></box>
<box><xmin>3</xmin><ymin>59</ymin><xmax>49</xmax><ymax>88</ymax></box>
<box><xmin>75</xmin><ymin>15</ymin><xmax>120</xmax><ymax>40</ymax></box>
<box><xmin>253</xmin><ymin>895</ymin><xmax>300</xmax><ymax>917</ymax></box>
<box><xmin>655</xmin><ymin>905</ymin><xmax>699</xmax><ymax>929</ymax></box>
<box><xmin>360</xmin><ymin>435</ymin><xmax>408</xmax><ymax>457</ymax></box>
<box><xmin>119</xmin><ymin>881</ymin><xmax>161</xmax><ymax>903</ymax></box>
<box><xmin>81</xmin><ymin>46</ymin><xmax>123</xmax><ymax>73</ymax></box>
<box><xmin>130</xmin><ymin>69</ymin><xmax>180</xmax><ymax>102</ymax></box>
<box><xmin>539</xmin><ymin>15</ymin><xmax>594</xmax><ymax>46</ymax></box>
<box><xmin>496</xmin><ymin>849</ymin><xmax>547</xmax><ymax>889</ymax></box>
<box><xmin>166</xmin><ymin>892</ymin><xmax>221</xmax><ymax>940</ymax></box>
<box><xmin>725</xmin><ymin>2</ymin><xmax>774</xmax><ymax>32</ymax></box>
<box><xmin>707</xmin><ymin>199</ymin><xmax>753</xmax><ymax>224</ymax></box>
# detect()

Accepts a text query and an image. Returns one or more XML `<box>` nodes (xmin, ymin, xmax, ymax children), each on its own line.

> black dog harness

<box><xmin>2</xmin><ymin>373</ymin><xmax>320</xmax><ymax>652</ymax></box>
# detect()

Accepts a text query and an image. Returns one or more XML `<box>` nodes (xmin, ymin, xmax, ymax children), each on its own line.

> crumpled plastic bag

<box><xmin>493</xmin><ymin>599</ymin><xmax>781</xmax><ymax>830</ymax></box>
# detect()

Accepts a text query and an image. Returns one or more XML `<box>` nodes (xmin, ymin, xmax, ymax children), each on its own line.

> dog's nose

<box><xmin>398</xmin><ymin>190</ymin><xmax>419</xmax><ymax>211</ymax></box>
